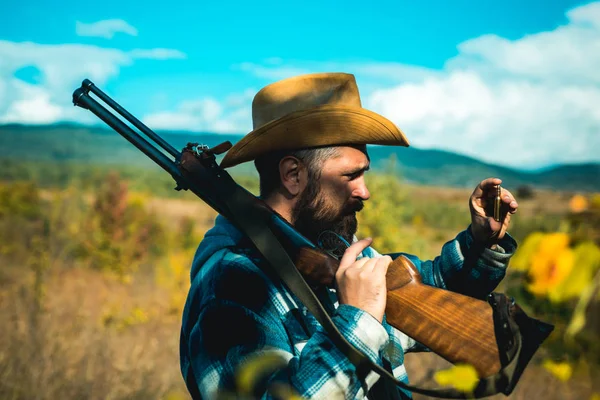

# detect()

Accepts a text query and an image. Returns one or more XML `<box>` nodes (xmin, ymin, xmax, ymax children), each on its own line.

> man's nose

<box><xmin>353</xmin><ymin>181</ymin><xmax>370</xmax><ymax>201</ymax></box>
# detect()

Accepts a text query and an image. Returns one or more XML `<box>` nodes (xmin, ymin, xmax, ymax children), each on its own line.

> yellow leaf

<box><xmin>591</xmin><ymin>193</ymin><xmax>600</xmax><ymax>210</ymax></box>
<box><xmin>131</xmin><ymin>306</ymin><xmax>149</xmax><ymax>323</ymax></box>
<box><xmin>542</xmin><ymin>360</ymin><xmax>572</xmax><ymax>382</ymax></box>
<box><xmin>268</xmin><ymin>382</ymin><xmax>306</xmax><ymax>400</ymax></box>
<box><xmin>412</xmin><ymin>214</ymin><xmax>424</xmax><ymax>228</ymax></box>
<box><xmin>565</xmin><ymin>311</ymin><xmax>586</xmax><ymax>340</ymax></box>
<box><xmin>527</xmin><ymin>233</ymin><xmax>574</xmax><ymax>299</ymax></box>
<box><xmin>164</xmin><ymin>389</ymin><xmax>192</xmax><ymax>400</ymax></box>
<box><xmin>236</xmin><ymin>351</ymin><xmax>290</xmax><ymax>395</ymax></box>
<box><xmin>566</xmin><ymin>269</ymin><xmax>600</xmax><ymax>341</ymax></box>
<box><xmin>510</xmin><ymin>232</ymin><xmax>546</xmax><ymax>272</ymax></box>
<box><xmin>589</xmin><ymin>393</ymin><xmax>600</xmax><ymax>400</ymax></box>
<box><xmin>569</xmin><ymin>194</ymin><xmax>589</xmax><ymax>213</ymax></box>
<box><xmin>433</xmin><ymin>364</ymin><xmax>479</xmax><ymax>393</ymax></box>
<box><xmin>550</xmin><ymin>241</ymin><xmax>600</xmax><ymax>302</ymax></box>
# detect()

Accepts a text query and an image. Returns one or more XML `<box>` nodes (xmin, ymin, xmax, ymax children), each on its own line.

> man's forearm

<box><xmin>391</xmin><ymin>226</ymin><xmax>517</xmax><ymax>298</ymax></box>
<box><xmin>437</xmin><ymin>226</ymin><xmax>518</xmax><ymax>298</ymax></box>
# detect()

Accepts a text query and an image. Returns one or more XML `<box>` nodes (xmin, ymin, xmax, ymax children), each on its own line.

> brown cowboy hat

<box><xmin>220</xmin><ymin>72</ymin><xmax>410</xmax><ymax>168</ymax></box>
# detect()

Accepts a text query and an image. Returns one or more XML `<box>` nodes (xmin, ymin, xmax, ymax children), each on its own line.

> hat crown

<box><xmin>252</xmin><ymin>73</ymin><xmax>362</xmax><ymax>129</ymax></box>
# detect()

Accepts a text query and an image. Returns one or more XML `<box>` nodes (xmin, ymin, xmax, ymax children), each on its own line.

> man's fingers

<box><xmin>472</xmin><ymin>177</ymin><xmax>502</xmax><ymax>198</ymax></box>
<box><xmin>481</xmin><ymin>177</ymin><xmax>502</xmax><ymax>189</ymax></box>
<box><xmin>375</xmin><ymin>255</ymin><xmax>392</xmax><ymax>273</ymax></box>
<box><xmin>355</xmin><ymin>258</ymin><xmax>379</xmax><ymax>274</ymax></box>
<box><xmin>359</xmin><ymin>255</ymin><xmax>392</xmax><ymax>273</ymax></box>
<box><xmin>501</xmin><ymin>188</ymin><xmax>519</xmax><ymax>211</ymax></box>
<box><xmin>339</xmin><ymin>237</ymin><xmax>373</xmax><ymax>271</ymax></box>
<box><xmin>345</xmin><ymin>257</ymin><xmax>371</xmax><ymax>274</ymax></box>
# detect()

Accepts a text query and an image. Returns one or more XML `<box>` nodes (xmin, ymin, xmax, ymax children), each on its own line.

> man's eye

<box><xmin>345</xmin><ymin>172</ymin><xmax>361</xmax><ymax>180</ymax></box>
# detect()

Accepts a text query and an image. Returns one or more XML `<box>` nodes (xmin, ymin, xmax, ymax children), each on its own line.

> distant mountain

<box><xmin>366</xmin><ymin>146</ymin><xmax>600</xmax><ymax>191</ymax></box>
<box><xmin>1</xmin><ymin>123</ymin><xmax>598</xmax><ymax>192</ymax></box>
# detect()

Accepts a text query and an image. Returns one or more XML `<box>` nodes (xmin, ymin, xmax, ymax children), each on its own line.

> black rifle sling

<box><xmin>219</xmin><ymin>183</ymin><xmax>526</xmax><ymax>399</ymax></box>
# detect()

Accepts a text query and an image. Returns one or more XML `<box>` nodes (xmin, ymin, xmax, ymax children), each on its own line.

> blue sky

<box><xmin>1</xmin><ymin>0</ymin><xmax>599</xmax><ymax>169</ymax></box>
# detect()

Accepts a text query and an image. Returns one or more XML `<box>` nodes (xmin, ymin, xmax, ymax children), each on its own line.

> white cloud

<box><xmin>143</xmin><ymin>92</ymin><xmax>253</xmax><ymax>134</ymax></box>
<box><xmin>76</xmin><ymin>19</ymin><xmax>138</xmax><ymax>39</ymax></box>
<box><xmin>0</xmin><ymin>40</ymin><xmax>186</xmax><ymax>125</ymax></box>
<box><xmin>129</xmin><ymin>48</ymin><xmax>186</xmax><ymax>60</ymax></box>
<box><xmin>3</xmin><ymin>2</ymin><xmax>599</xmax><ymax>170</ymax></box>
<box><xmin>366</xmin><ymin>1</ymin><xmax>600</xmax><ymax>169</ymax></box>
<box><xmin>3</xmin><ymin>81</ymin><xmax>63</xmax><ymax>124</ymax></box>
<box><xmin>236</xmin><ymin>2</ymin><xmax>600</xmax><ymax>169</ymax></box>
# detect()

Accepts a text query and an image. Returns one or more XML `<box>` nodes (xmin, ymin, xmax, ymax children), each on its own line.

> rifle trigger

<box><xmin>192</xmin><ymin>144</ymin><xmax>210</xmax><ymax>156</ymax></box>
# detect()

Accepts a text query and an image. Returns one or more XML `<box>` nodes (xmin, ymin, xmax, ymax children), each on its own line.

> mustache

<box><xmin>346</xmin><ymin>199</ymin><xmax>364</xmax><ymax>214</ymax></box>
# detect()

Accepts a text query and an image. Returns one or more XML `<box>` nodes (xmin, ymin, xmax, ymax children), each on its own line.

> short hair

<box><xmin>254</xmin><ymin>147</ymin><xmax>340</xmax><ymax>198</ymax></box>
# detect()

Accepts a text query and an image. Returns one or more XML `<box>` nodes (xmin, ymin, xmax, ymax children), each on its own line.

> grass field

<box><xmin>0</xmin><ymin>168</ymin><xmax>598</xmax><ymax>399</ymax></box>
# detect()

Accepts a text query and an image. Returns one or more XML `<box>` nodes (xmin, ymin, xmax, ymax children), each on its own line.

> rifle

<box><xmin>72</xmin><ymin>79</ymin><xmax>554</xmax><ymax>398</ymax></box>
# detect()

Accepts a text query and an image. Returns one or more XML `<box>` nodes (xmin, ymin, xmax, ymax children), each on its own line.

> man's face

<box><xmin>292</xmin><ymin>146</ymin><xmax>371</xmax><ymax>255</ymax></box>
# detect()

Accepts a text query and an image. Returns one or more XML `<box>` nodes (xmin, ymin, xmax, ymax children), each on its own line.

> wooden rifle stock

<box><xmin>296</xmin><ymin>247</ymin><xmax>501</xmax><ymax>378</ymax></box>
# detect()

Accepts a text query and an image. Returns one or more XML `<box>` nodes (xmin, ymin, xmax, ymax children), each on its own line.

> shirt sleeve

<box><xmin>381</xmin><ymin>225</ymin><xmax>517</xmax><ymax>299</ymax></box>
<box><xmin>182</xmin><ymin>255</ymin><xmax>391</xmax><ymax>400</ymax></box>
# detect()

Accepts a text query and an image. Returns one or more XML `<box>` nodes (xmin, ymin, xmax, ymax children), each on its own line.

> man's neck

<box><xmin>264</xmin><ymin>192</ymin><xmax>294</xmax><ymax>224</ymax></box>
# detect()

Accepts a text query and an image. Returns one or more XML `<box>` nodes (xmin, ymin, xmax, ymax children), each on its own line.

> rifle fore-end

<box><xmin>294</xmin><ymin>247</ymin><xmax>501</xmax><ymax>378</ymax></box>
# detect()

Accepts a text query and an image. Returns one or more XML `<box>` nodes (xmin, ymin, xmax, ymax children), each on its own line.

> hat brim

<box><xmin>220</xmin><ymin>105</ymin><xmax>410</xmax><ymax>168</ymax></box>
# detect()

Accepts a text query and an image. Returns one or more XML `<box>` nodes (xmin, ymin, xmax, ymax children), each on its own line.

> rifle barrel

<box><xmin>72</xmin><ymin>83</ymin><xmax>232</xmax><ymax>217</ymax></box>
<box><xmin>72</xmin><ymin>87</ymin><xmax>183</xmax><ymax>182</ymax></box>
<box><xmin>81</xmin><ymin>79</ymin><xmax>180</xmax><ymax>158</ymax></box>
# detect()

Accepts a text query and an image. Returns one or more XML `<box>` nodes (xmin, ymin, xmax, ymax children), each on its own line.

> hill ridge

<box><xmin>2</xmin><ymin>124</ymin><xmax>598</xmax><ymax>192</ymax></box>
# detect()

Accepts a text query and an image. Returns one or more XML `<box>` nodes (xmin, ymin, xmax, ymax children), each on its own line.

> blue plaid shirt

<box><xmin>180</xmin><ymin>215</ymin><xmax>517</xmax><ymax>399</ymax></box>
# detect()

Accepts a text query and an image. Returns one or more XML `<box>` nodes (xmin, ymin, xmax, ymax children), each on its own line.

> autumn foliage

<box><xmin>0</xmin><ymin>171</ymin><xmax>598</xmax><ymax>399</ymax></box>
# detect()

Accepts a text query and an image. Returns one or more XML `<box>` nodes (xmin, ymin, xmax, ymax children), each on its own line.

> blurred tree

<box><xmin>516</xmin><ymin>185</ymin><xmax>535</xmax><ymax>200</ymax></box>
<box><xmin>77</xmin><ymin>171</ymin><xmax>166</xmax><ymax>276</ymax></box>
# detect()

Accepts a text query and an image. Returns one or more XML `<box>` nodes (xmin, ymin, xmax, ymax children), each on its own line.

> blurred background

<box><xmin>1</xmin><ymin>0</ymin><xmax>599</xmax><ymax>399</ymax></box>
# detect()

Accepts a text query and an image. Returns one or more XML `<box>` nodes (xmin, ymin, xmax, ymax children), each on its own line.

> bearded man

<box><xmin>179</xmin><ymin>73</ymin><xmax>519</xmax><ymax>399</ymax></box>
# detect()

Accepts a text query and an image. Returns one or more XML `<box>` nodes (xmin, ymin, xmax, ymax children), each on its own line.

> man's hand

<box><xmin>469</xmin><ymin>177</ymin><xmax>518</xmax><ymax>246</ymax></box>
<box><xmin>335</xmin><ymin>238</ymin><xmax>391</xmax><ymax>323</ymax></box>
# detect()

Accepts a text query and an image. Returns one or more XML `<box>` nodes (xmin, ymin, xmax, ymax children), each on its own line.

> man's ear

<box><xmin>279</xmin><ymin>156</ymin><xmax>307</xmax><ymax>197</ymax></box>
